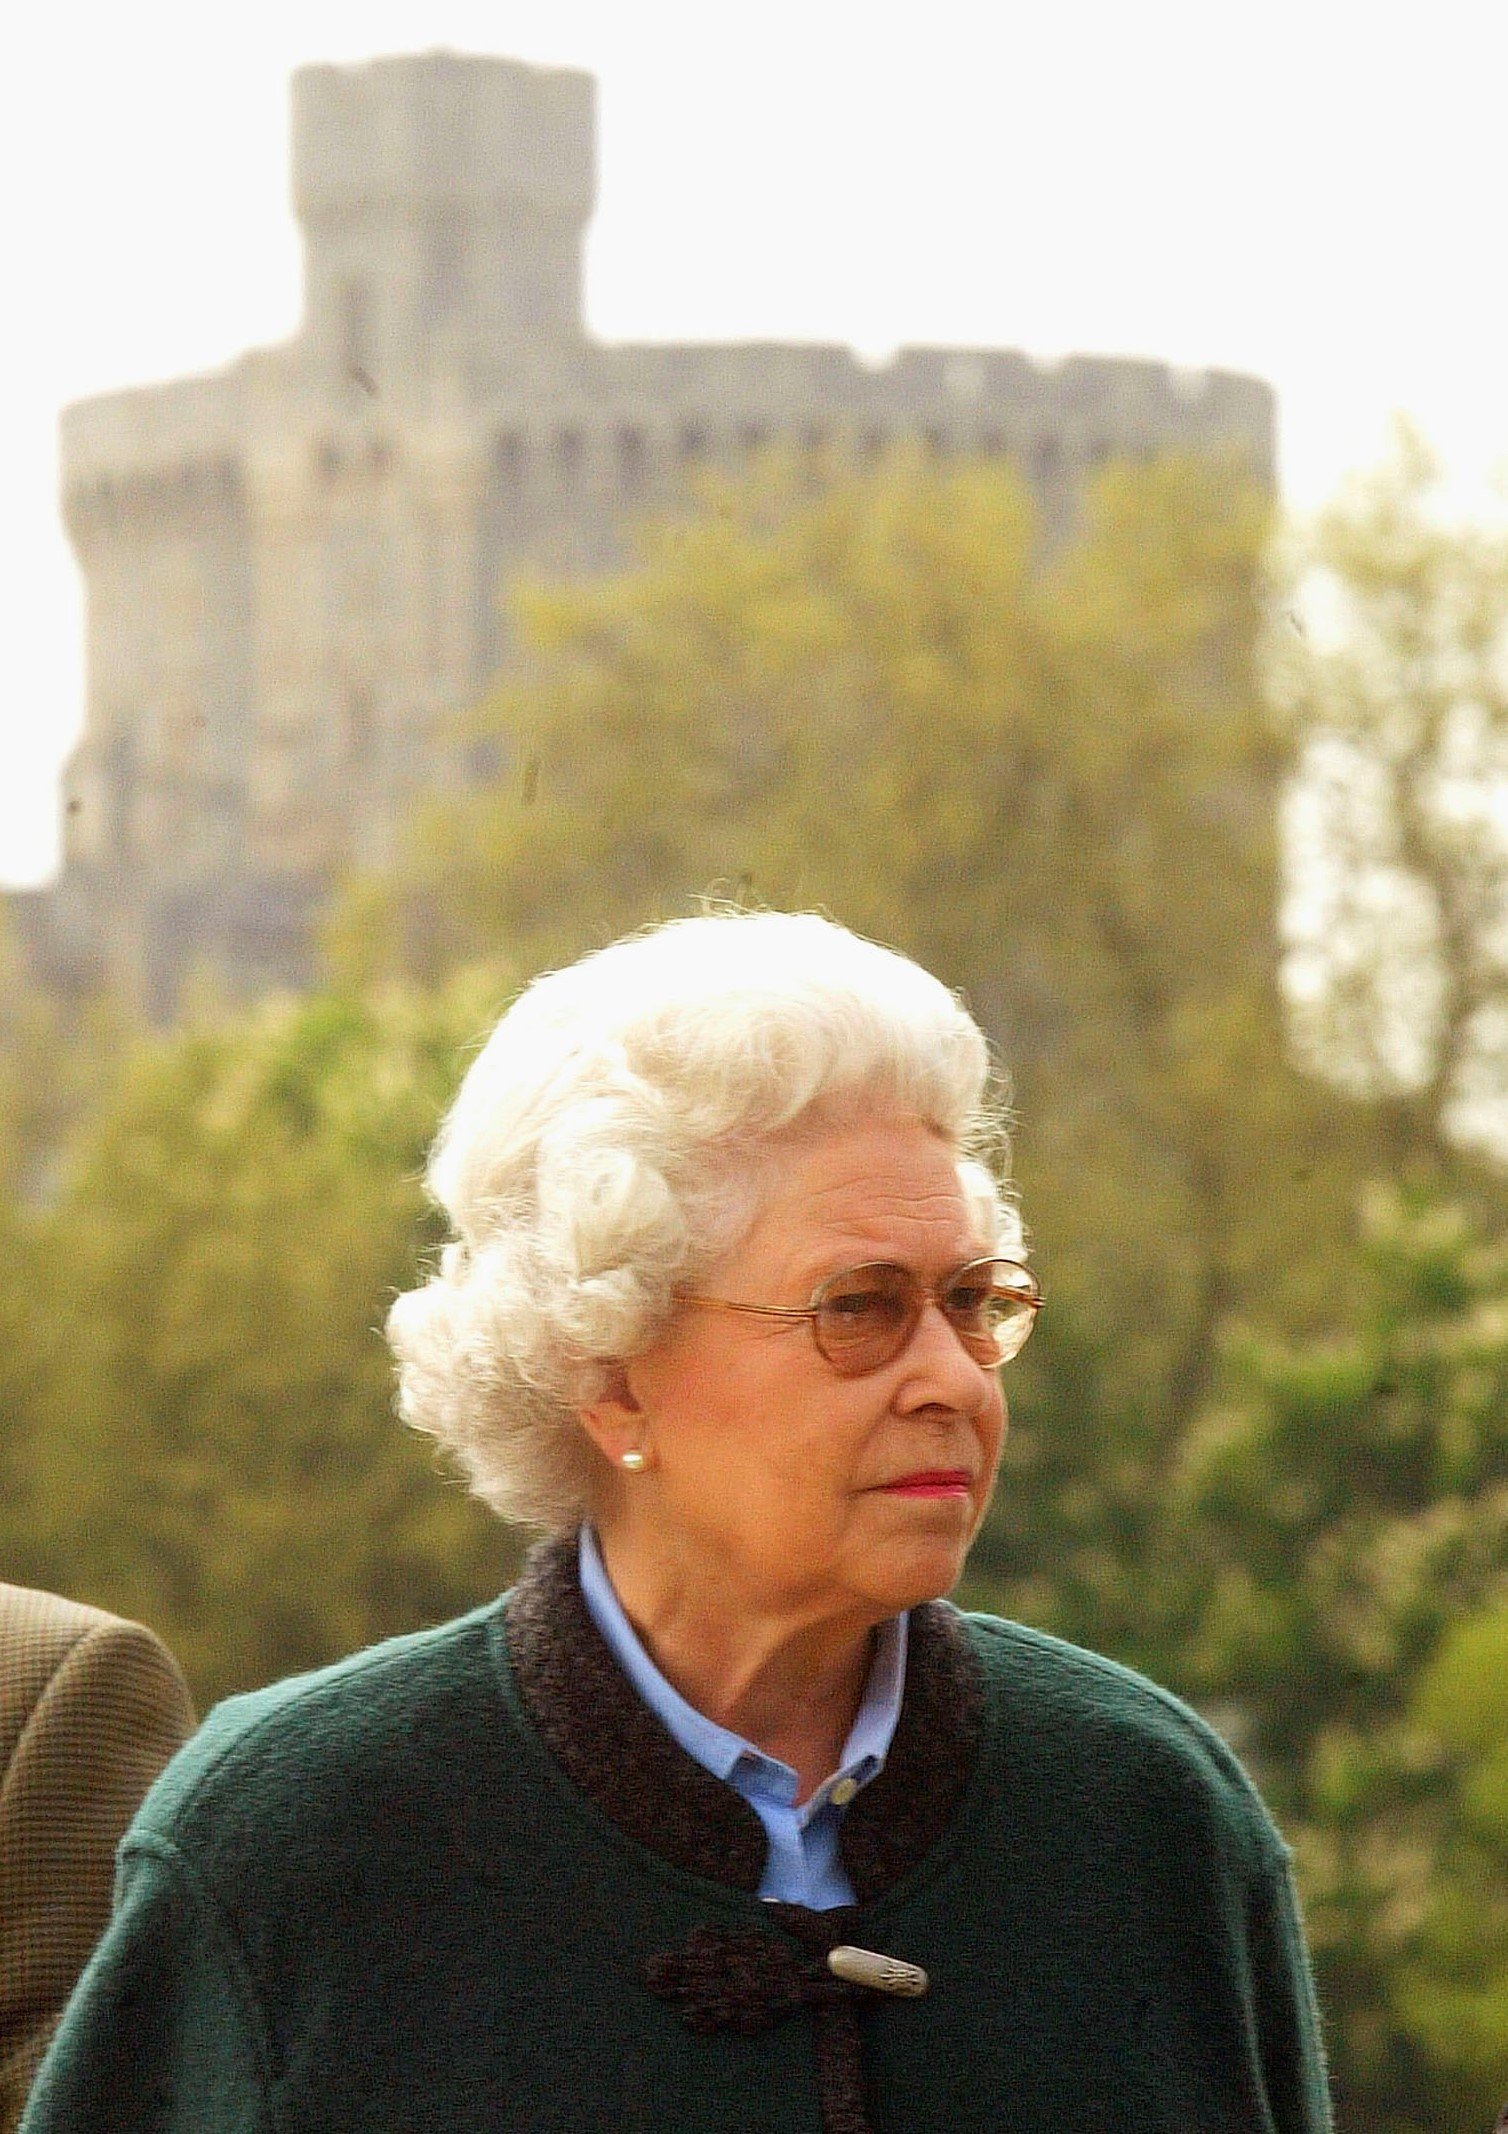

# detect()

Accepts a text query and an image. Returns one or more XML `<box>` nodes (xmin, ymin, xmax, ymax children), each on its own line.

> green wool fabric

<box><xmin>21</xmin><ymin>1596</ymin><xmax>1331</xmax><ymax>2133</ymax></box>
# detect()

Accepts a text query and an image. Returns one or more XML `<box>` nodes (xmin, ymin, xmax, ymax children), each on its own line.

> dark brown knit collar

<box><xmin>502</xmin><ymin>1534</ymin><xmax>985</xmax><ymax>1904</ymax></box>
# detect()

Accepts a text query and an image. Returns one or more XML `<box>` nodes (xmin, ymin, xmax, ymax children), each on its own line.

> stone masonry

<box><xmin>31</xmin><ymin>50</ymin><xmax>1275</xmax><ymax>1017</ymax></box>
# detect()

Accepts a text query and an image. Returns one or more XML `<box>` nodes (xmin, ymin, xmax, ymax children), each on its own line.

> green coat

<box><xmin>22</xmin><ymin>1542</ymin><xmax>1330</xmax><ymax>2133</ymax></box>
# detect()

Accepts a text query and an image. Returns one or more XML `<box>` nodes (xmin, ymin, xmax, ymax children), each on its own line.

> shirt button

<box><xmin>830</xmin><ymin>1777</ymin><xmax>860</xmax><ymax>1807</ymax></box>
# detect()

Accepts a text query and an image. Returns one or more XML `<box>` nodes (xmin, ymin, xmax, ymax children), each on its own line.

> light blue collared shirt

<box><xmin>578</xmin><ymin>1527</ymin><xmax>908</xmax><ymax>1908</ymax></box>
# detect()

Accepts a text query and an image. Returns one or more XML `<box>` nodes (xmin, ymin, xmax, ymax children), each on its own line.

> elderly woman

<box><xmin>23</xmin><ymin>912</ymin><xmax>1330</xmax><ymax>2134</ymax></box>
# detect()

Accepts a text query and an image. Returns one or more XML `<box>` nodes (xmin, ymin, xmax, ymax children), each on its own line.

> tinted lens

<box><xmin>810</xmin><ymin>1259</ymin><xmax>1040</xmax><ymax>1375</ymax></box>
<box><xmin>943</xmin><ymin>1260</ymin><xmax>1041</xmax><ymax>1364</ymax></box>
<box><xmin>813</xmin><ymin>1264</ymin><xmax>916</xmax><ymax>1374</ymax></box>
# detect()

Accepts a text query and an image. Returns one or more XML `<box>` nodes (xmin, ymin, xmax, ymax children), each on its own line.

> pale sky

<box><xmin>4</xmin><ymin>0</ymin><xmax>1507</xmax><ymax>887</ymax></box>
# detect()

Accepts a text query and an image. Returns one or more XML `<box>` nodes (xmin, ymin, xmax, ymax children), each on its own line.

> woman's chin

<box><xmin>858</xmin><ymin>1529</ymin><xmax>974</xmax><ymax>1613</ymax></box>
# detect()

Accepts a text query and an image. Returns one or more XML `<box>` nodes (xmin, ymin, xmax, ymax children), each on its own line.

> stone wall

<box><xmin>32</xmin><ymin>49</ymin><xmax>1275</xmax><ymax>1019</ymax></box>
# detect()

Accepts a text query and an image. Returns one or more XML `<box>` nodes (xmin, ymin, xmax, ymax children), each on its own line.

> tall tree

<box><xmin>1393</xmin><ymin>1601</ymin><xmax>1508</xmax><ymax>2125</ymax></box>
<box><xmin>1168</xmin><ymin>1183</ymin><xmax>1508</xmax><ymax>2132</ymax></box>
<box><xmin>1272</xmin><ymin>421</ymin><xmax>1508</xmax><ymax>1165</ymax></box>
<box><xmin>2</xmin><ymin>972</ymin><xmax>518</xmax><ymax>1708</ymax></box>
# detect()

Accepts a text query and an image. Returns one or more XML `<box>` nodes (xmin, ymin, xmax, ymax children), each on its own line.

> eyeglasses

<box><xmin>677</xmin><ymin>1257</ymin><xmax>1042</xmax><ymax>1378</ymax></box>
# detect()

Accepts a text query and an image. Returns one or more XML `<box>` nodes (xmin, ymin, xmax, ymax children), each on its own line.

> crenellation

<box><xmin>36</xmin><ymin>49</ymin><xmax>1276</xmax><ymax>1019</ymax></box>
<box><xmin>60</xmin><ymin>369</ymin><xmax>247</xmax><ymax>480</ymax></box>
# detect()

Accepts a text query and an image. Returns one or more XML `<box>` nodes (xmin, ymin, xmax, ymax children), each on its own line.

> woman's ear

<box><xmin>576</xmin><ymin>1363</ymin><xmax>647</xmax><ymax>1468</ymax></box>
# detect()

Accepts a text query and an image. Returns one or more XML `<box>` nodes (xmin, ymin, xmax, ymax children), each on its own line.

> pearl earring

<box><xmin>620</xmin><ymin>1450</ymin><xmax>648</xmax><ymax>1473</ymax></box>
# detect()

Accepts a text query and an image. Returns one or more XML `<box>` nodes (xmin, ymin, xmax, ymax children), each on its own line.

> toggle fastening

<box><xmin>825</xmin><ymin>1945</ymin><xmax>928</xmax><ymax>1997</ymax></box>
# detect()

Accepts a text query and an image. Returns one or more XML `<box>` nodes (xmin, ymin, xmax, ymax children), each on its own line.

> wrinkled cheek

<box><xmin>969</xmin><ymin>1489</ymin><xmax>997</xmax><ymax>1547</ymax></box>
<box><xmin>972</xmin><ymin>1405</ymin><xmax>1008</xmax><ymax>1525</ymax></box>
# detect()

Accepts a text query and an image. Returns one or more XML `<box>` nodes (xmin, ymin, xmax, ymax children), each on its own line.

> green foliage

<box><xmin>1170</xmin><ymin>1185</ymin><xmax>1508</xmax><ymax>2132</ymax></box>
<box><xmin>1402</xmin><ymin>1605</ymin><xmax>1508</xmax><ymax>2091</ymax></box>
<box><xmin>339</xmin><ymin>448</ymin><xmax>1278</xmax><ymax>1021</ymax></box>
<box><xmin>1273</xmin><ymin>420</ymin><xmax>1508</xmax><ymax>1160</ymax></box>
<box><xmin>0</xmin><ymin>970</ymin><xmax>519</xmax><ymax>1709</ymax></box>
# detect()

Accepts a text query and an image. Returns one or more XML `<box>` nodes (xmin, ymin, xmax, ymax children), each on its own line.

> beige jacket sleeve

<box><xmin>0</xmin><ymin>1585</ymin><xmax>194</xmax><ymax>2134</ymax></box>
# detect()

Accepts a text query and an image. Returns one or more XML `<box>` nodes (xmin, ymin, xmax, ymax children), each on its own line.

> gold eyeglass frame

<box><xmin>677</xmin><ymin>1255</ymin><xmax>1042</xmax><ymax>1376</ymax></box>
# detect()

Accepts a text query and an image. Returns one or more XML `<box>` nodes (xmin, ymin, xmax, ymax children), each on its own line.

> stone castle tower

<box><xmin>36</xmin><ymin>50</ymin><xmax>1275</xmax><ymax>1017</ymax></box>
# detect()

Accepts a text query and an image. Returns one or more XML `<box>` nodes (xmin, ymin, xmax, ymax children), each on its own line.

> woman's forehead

<box><xmin>734</xmin><ymin>1123</ymin><xmax>987</xmax><ymax>1281</ymax></box>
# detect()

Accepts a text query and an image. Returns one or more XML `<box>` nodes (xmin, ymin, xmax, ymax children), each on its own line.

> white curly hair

<box><xmin>387</xmin><ymin>910</ymin><xmax>1021</xmax><ymax>1531</ymax></box>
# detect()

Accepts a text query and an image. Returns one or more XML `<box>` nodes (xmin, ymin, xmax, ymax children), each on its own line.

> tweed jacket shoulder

<box><xmin>0</xmin><ymin>1585</ymin><xmax>193</xmax><ymax>2134</ymax></box>
<box><xmin>21</xmin><ymin>1542</ymin><xmax>1332</xmax><ymax>2134</ymax></box>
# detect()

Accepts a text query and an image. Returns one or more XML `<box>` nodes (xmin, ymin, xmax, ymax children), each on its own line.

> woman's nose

<box><xmin>896</xmin><ymin>1299</ymin><xmax>993</xmax><ymax>1406</ymax></box>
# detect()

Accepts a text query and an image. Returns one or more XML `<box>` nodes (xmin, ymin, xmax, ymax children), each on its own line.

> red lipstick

<box><xmin>878</xmin><ymin>1469</ymin><xmax>973</xmax><ymax>1498</ymax></box>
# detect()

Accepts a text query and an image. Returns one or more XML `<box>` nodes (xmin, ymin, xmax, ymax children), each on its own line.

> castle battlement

<box><xmin>38</xmin><ymin>50</ymin><xmax>1275</xmax><ymax>1020</ymax></box>
<box><xmin>60</xmin><ymin>369</ymin><xmax>247</xmax><ymax>481</ymax></box>
<box><xmin>293</xmin><ymin>51</ymin><xmax>595</xmax><ymax>218</ymax></box>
